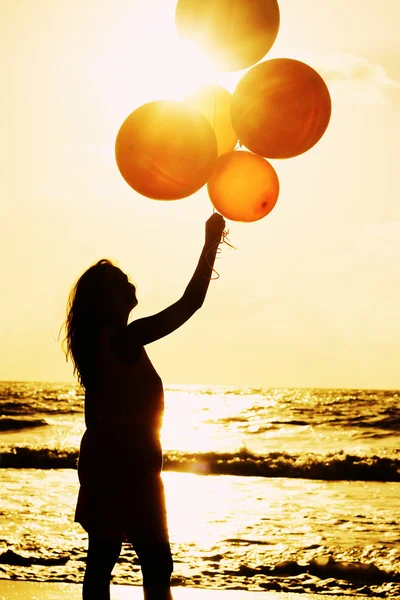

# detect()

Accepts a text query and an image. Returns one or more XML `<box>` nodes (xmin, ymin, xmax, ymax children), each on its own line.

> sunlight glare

<box><xmin>144</xmin><ymin>36</ymin><xmax>242</xmax><ymax>100</ymax></box>
<box><xmin>94</xmin><ymin>19</ymin><xmax>242</xmax><ymax>127</ymax></box>
<box><xmin>164</xmin><ymin>39</ymin><xmax>219</xmax><ymax>99</ymax></box>
<box><xmin>163</xmin><ymin>472</ymin><xmax>245</xmax><ymax>546</ymax></box>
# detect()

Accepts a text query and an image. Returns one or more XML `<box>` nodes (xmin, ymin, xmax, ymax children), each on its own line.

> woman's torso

<box><xmin>84</xmin><ymin>327</ymin><xmax>164</xmax><ymax>434</ymax></box>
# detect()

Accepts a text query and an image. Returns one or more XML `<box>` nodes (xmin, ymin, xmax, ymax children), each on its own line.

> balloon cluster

<box><xmin>115</xmin><ymin>0</ymin><xmax>332</xmax><ymax>223</ymax></box>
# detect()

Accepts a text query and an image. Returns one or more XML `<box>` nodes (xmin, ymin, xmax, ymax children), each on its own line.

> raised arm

<box><xmin>112</xmin><ymin>214</ymin><xmax>226</xmax><ymax>360</ymax></box>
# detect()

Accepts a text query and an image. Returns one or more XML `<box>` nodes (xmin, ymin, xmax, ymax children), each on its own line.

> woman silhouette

<box><xmin>64</xmin><ymin>213</ymin><xmax>225</xmax><ymax>600</ymax></box>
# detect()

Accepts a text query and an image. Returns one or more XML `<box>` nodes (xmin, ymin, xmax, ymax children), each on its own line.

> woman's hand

<box><xmin>205</xmin><ymin>213</ymin><xmax>226</xmax><ymax>242</ymax></box>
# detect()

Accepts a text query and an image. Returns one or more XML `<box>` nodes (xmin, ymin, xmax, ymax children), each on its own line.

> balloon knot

<box><xmin>206</xmin><ymin>228</ymin><xmax>237</xmax><ymax>280</ymax></box>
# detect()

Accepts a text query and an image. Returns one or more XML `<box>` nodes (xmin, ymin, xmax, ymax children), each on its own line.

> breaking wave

<box><xmin>0</xmin><ymin>418</ymin><xmax>49</xmax><ymax>432</ymax></box>
<box><xmin>1</xmin><ymin>446</ymin><xmax>398</xmax><ymax>481</ymax></box>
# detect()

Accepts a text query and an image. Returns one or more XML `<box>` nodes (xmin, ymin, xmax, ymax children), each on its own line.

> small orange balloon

<box><xmin>231</xmin><ymin>58</ymin><xmax>332</xmax><ymax>158</ymax></box>
<box><xmin>115</xmin><ymin>100</ymin><xmax>218</xmax><ymax>200</ymax></box>
<box><xmin>184</xmin><ymin>85</ymin><xmax>238</xmax><ymax>155</ymax></box>
<box><xmin>207</xmin><ymin>151</ymin><xmax>279</xmax><ymax>222</ymax></box>
<box><xmin>175</xmin><ymin>0</ymin><xmax>280</xmax><ymax>72</ymax></box>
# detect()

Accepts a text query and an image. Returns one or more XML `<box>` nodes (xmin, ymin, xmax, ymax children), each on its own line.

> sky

<box><xmin>1</xmin><ymin>0</ymin><xmax>399</xmax><ymax>389</ymax></box>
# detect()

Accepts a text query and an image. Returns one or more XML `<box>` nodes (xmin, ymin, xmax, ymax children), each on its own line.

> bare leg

<box><xmin>130</xmin><ymin>540</ymin><xmax>174</xmax><ymax>600</ymax></box>
<box><xmin>143</xmin><ymin>588</ymin><xmax>173</xmax><ymax>600</ymax></box>
<box><xmin>82</xmin><ymin>534</ymin><xmax>122</xmax><ymax>600</ymax></box>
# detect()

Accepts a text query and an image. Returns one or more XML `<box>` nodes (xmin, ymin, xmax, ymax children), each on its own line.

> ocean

<box><xmin>0</xmin><ymin>381</ymin><xmax>399</xmax><ymax>597</ymax></box>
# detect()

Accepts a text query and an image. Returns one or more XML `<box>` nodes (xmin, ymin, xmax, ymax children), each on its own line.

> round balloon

<box><xmin>115</xmin><ymin>100</ymin><xmax>218</xmax><ymax>200</ymax></box>
<box><xmin>207</xmin><ymin>151</ymin><xmax>279</xmax><ymax>222</ymax></box>
<box><xmin>184</xmin><ymin>85</ymin><xmax>238</xmax><ymax>155</ymax></box>
<box><xmin>231</xmin><ymin>58</ymin><xmax>332</xmax><ymax>158</ymax></box>
<box><xmin>175</xmin><ymin>0</ymin><xmax>280</xmax><ymax>72</ymax></box>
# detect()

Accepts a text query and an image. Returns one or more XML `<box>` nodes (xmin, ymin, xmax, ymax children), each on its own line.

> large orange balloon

<box><xmin>115</xmin><ymin>100</ymin><xmax>218</xmax><ymax>200</ymax></box>
<box><xmin>175</xmin><ymin>0</ymin><xmax>280</xmax><ymax>72</ymax></box>
<box><xmin>231</xmin><ymin>58</ymin><xmax>332</xmax><ymax>158</ymax></box>
<box><xmin>184</xmin><ymin>85</ymin><xmax>238</xmax><ymax>155</ymax></box>
<box><xmin>207</xmin><ymin>151</ymin><xmax>279</xmax><ymax>222</ymax></box>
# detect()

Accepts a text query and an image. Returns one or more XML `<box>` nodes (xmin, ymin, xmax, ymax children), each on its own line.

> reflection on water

<box><xmin>1</xmin><ymin>469</ymin><xmax>399</xmax><ymax>596</ymax></box>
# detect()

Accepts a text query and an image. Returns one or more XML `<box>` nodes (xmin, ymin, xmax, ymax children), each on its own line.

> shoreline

<box><xmin>0</xmin><ymin>580</ymin><xmax>384</xmax><ymax>600</ymax></box>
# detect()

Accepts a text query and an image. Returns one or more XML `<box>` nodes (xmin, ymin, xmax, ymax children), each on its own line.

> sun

<box><xmin>94</xmin><ymin>11</ymin><xmax>243</xmax><ymax>124</ymax></box>
<box><xmin>153</xmin><ymin>39</ymin><xmax>218</xmax><ymax>100</ymax></box>
<box><xmin>145</xmin><ymin>36</ymin><xmax>241</xmax><ymax>101</ymax></box>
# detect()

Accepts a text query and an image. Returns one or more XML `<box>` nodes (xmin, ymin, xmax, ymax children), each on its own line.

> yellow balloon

<box><xmin>115</xmin><ymin>100</ymin><xmax>218</xmax><ymax>200</ymax></box>
<box><xmin>175</xmin><ymin>0</ymin><xmax>280</xmax><ymax>72</ymax></box>
<box><xmin>207</xmin><ymin>151</ymin><xmax>279</xmax><ymax>222</ymax></box>
<box><xmin>184</xmin><ymin>85</ymin><xmax>238</xmax><ymax>155</ymax></box>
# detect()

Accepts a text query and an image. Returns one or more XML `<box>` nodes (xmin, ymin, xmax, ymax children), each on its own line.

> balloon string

<box><xmin>205</xmin><ymin>229</ymin><xmax>237</xmax><ymax>280</ymax></box>
<box><xmin>211</xmin><ymin>91</ymin><xmax>217</xmax><ymax>215</ymax></box>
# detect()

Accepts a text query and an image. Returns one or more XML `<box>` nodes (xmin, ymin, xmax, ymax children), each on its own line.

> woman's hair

<box><xmin>63</xmin><ymin>259</ymin><xmax>119</xmax><ymax>388</ymax></box>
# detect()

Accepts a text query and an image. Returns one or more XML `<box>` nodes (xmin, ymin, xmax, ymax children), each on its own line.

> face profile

<box><xmin>106</xmin><ymin>267</ymin><xmax>138</xmax><ymax>314</ymax></box>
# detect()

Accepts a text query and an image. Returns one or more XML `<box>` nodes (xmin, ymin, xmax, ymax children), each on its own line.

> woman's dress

<box><xmin>75</xmin><ymin>328</ymin><xmax>168</xmax><ymax>543</ymax></box>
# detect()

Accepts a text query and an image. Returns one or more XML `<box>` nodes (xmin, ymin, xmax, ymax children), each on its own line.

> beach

<box><xmin>1</xmin><ymin>382</ymin><xmax>399</xmax><ymax>597</ymax></box>
<box><xmin>0</xmin><ymin>580</ymin><xmax>384</xmax><ymax>600</ymax></box>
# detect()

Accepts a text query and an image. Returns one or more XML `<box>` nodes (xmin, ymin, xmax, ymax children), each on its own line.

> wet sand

<box><xmin>0</xmin><ymin>580</ymin><xmax>381</xmax><ymax>600</ymax></box>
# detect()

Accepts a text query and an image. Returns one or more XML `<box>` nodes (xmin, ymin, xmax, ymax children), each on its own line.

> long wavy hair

<box><xmin>63</xmin><ymin>259</ymin><xmax>120</xmax><ymax>388</ymax></box>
